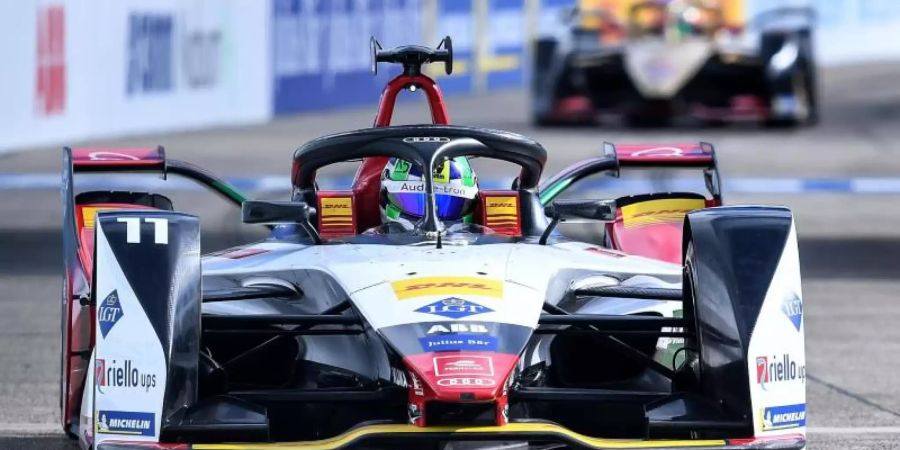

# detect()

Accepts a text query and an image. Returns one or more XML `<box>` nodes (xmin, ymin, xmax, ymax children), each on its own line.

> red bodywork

<box><xmin>615</xmin><ymin>143</ymin><xmax>715</xmax><ymax>166</ymax></box>
<box><xmin>71</xmin><ymin>146</ymin><xmax>165</xmax><ymax>169</ymax></box>
<box><xmin>603</xmin><ymin>144</ymin><xmax>721</xmax><ymax>264</ymax></box>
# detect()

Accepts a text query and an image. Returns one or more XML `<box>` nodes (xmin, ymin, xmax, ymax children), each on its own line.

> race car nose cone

<box><xmin>404</xmin><ymin>351</ymin><xmax>519</xmax><ymax>425</ymax></box>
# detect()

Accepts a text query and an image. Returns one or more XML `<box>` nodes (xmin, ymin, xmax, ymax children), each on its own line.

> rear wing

<box><xmin>65</xmin><ymin>146</ymin><xmax>247</xmax><ymax>206</ymax></box>
<box><xmin>610</xmin><ymin>143</ymin><xmax>716</xmax><ymax>168</ymax></box>
<box><xmin>539</xmin><ymin>142</ymin><xmax>722</xmax><ymax>205</ymax></box>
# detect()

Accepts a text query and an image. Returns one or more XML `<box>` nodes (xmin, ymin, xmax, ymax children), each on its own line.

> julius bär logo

<box><xmin>98</xmin><ymin>290</ymin><xmax>123</xmax><ymax>338</ymax></box>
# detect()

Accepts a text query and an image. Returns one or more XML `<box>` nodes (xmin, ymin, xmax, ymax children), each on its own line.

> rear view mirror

<box><xmin>544</xmin><ymin>199</ymin><xmax>616</xmax><ymax>221</ymax></box>
<box><xmin>242</xmin><ymin>200</ymin><xmax>315</xmax><ymax>224</ymax></box>
<box><xmin>540</xmin><ymin>199</ymin><xmax>615</xmax><ymax>245</ymax></box>
<box><xmin>242</xmin><ymin>200</ymin><xmax>321</xmax><ymax>243</ymax></box>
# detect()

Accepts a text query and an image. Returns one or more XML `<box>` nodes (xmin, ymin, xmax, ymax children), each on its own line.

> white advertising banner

<box><xmin>0</xmin><ymin>0</ymin><xmax>270</xmax><ymax>152</ymax></box>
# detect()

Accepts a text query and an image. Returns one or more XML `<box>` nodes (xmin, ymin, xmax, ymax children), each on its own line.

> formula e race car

<box><xmin>532</xmin><ymin>1</ymin><xmax>817</xmax><ymax>127</ymax></box>
<box><xmin>60</xmin><ymin>38</ymin><xmax>806</xmax><ymax>450</ymax></box>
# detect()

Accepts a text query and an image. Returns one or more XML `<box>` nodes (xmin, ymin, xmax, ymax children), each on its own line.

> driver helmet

<box><xmin>380</xmin><ymin>157</ymin><xmax>479</xmax><ymax>228</ymax></box>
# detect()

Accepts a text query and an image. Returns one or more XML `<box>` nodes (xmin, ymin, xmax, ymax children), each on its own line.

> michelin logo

<box><xmin>762</xmin><ymin>404</ymin><xmax>806</xmax><ymax>431</ymax></box>
<box><xmin>97</xmin><ymin>410</ymin><xmax>155</xmax><ymax>436</ymax></box>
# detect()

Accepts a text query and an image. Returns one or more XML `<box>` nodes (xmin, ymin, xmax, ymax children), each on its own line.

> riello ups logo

<box><xmin>756</xmin><ymin>354</ymin><xmax>805</xmax><ymax>390</ymax></box>
<box><xmin>95</xmin><ymin>359</ymin><xmax>157</xmax><ymax>394</ymax></box>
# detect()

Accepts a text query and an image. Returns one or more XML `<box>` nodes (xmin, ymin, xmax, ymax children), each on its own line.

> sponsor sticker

<box><xmin>434</xmin><ymin>355</ymin><xmax>494</xmax><ymax>377</ymax></box>
<box><xmin>484</xmin><ymin>196</ymin><xmax>518</xmax><ymax>217</ymax></box>
<box><xmin>382</xmin><ymin>180</ymin><xmax>478</xmax><ymax>199</ymax></box>
<box><xmin>393</xmin><ymin>277</ymin><xmax>503</xmax><ymax>300</ymax></box>
<box><xmin>320</xmin><ymin>197</ymin><xmax>353</xmax><ymax>219</ymax></box>
<box><xmin>95</xmin><ymin>359</ymin><xmax>157</xmax><ymax>394</ymax></box>
<box><xmin>409</xmin><ymin>371</ymin><xmax>424</xmax><ymax>396</ymax></box>
<box><xmin>437</xmin><ymin>377</ymin><xmax>496</xmax><ymax>388</ymax></box>
<box><xmin>415</xmin><ymin>298</ymin><xmax>494</xmax><ymax>319</ymax></box>
<box><xmin>98</xmin><ymin>290</ymin><xmax>123</xmax><ymax>338</ymax></box>
<box><xmin>426</xmin><ymin>323</ymin><xmax>489</xmax><ymax>334</ymax></box>
<box><xmin>419</xmin><ymin>334</ymin><xmax>498</xmax><ymax>352</ymax></box>
<box><xmin>762</xmin><ymin>404</ymin><xmax>806</xmax><ymax>431</ymax></box>
<box><xmin>96</xmin><ymin>410</ymin><xmax>155</xmax><ymax>436</ymax></box>
<box><xmin>782</xmin><ymin>292</ymin><xmax>803</xmax><ymax>331</ymax></box>
<box><xmin>210</xmin><ymin>247</ymin><xmax>269</xmax><ymax>259</ymax></box>
<box><xmin>620</xmin><ymin>198</ymin><xmax>706</xmax><ymax>229</ymax></box>
<box><xmin>756</xmin><ymin>354</ymin><xmax>805</xmax><ymax>390</ymax></box>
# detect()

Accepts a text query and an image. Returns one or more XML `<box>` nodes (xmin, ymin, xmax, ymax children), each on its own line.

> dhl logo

<box><xmin>621</xmin><ymin>198</ymin><xmax>705</xmax><ymax>228</ymax></box>
<box><xmin>392</xmin><ymin>276</ymin><xmax>503</xmax><ymax>300</ymax></box>
<box><xmin>484</xmin><ymin>196</ymin><xmax>518</xmax><ymax>216</ymax></box>
<box><xmin>320</xmin><ymin>197</ymin><xmax>353</xmax><ymax>217</ymax></box>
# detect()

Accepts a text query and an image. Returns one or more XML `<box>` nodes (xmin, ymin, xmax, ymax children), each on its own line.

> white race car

<box><xmin>59</xmin><ymin>39</ymin><xmax>806</xmax><ymax>450</ymax></box>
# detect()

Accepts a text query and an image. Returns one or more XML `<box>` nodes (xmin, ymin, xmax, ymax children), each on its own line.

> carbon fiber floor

<box><xmin>1</xmin><ymin>62</ymin><xmax>899</xmax><ymax>449</ymax></box>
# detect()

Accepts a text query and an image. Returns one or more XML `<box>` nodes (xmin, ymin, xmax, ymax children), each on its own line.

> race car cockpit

<box><xmin>268</xmin><ymin>125</ymin><xmax>550</xmax><ymax>244</ymax></box>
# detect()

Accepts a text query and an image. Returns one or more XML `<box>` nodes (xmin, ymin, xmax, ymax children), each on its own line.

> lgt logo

<box><xmin>415</xmin><ymin>298</ymin><xmax>494</xmax><ymax>319</ymax></box>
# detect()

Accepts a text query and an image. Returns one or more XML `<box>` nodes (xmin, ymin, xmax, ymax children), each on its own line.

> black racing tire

<box><xmin>764</xmin><ymin>33</ymin><xmax>819</xmax><ymax>128</ymax></box>
<box><xmin>764</xmin><ymin>66</ymin><xmax>816</xmax><ymax>128</ymax></box>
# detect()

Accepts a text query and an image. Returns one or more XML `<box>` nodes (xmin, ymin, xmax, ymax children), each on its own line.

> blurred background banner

<box><xmin>0</xmin><ymin>0</ymin><xmax>270</xmax><ymax>151</ymax></box>
<box><xmin>271</xmin><ymin>0</ymin><xmax>421</xmax><ymax>113</ymax></box>
<box><xmin>5</xmin><ymin>0</ymin><xmax>900</xmax><ymax>151</ymax></box>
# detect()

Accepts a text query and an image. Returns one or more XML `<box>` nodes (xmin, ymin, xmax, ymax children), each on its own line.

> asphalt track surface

<box><xmin>1</xmin><ymin>62</ymin><xmax>900</xmax><ymax>449</ymax></box>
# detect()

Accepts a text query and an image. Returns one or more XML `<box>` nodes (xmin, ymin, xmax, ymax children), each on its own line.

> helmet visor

<box><xmin>387</xmin><ymin>192</ymin><xmax>475</xmax><ymax>221</ymax></box>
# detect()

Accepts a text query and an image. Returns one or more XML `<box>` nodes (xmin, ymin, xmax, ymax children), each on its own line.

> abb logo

<box><xmin>36</xmin><ymin>5</ymin><xmax>66</xmax><ymax>116</ymax></box>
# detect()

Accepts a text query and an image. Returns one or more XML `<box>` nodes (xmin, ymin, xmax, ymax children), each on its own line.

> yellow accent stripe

<box><xmin>194</xmin><ymin>423</ymin><xmax>726</xmax><ymax>450</ymax></box>
<box><xmin>81</xmin><ymin>206</ymin><xmax>115</xmax><ymax>229</ymax></box>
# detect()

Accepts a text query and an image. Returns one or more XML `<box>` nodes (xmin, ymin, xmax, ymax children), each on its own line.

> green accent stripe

<box><xmin>213</xmin><ymin>180</ymin><xmax>248</xmax><ymax>205</ymax></box>
<box><xmin>539</xmin><ymin>178</ymin><xmax>573</xmax><ymax>205</ymax></box>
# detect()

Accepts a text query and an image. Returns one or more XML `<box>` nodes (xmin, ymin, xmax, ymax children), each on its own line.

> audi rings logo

<box><xmin>403</xmin><ymin>137</ymin><xmax>450</xmax><ymax>143</ymax></box>
<box><xmin>436</xmin><ymin>377</ymin><xmax>496</xmax><ymax>387</ymax></box>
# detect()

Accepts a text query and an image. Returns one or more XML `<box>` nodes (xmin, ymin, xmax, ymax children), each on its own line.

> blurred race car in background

<box><xmin>532</xmin><ymin>0</ymin><xmax>818</xmax><ymax>127</ymax></box>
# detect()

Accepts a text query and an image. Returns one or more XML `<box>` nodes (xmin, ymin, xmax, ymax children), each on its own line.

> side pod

<box><xmin>682</xmin><ymin>206</ymin><xmax>805</xmax><ymax>439</ymax></box>
<box><xmin>90</xmin><ymin>211</ymin><xmax>201</xmax><ymax>446</ymax></box>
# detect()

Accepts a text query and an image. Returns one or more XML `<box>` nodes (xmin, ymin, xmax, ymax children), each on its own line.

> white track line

<box><xmin>809</xmin><ymin>426</ymin><xmax>900</xmax><ymax>435</ymax></box>
<box><xmin>0</xmin><ymin>422</ymin><xmax>60</xmax><ymax>435</ymax></box>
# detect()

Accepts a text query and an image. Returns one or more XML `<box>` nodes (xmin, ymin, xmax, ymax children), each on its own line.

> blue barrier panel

<box><xmin>485</xmin><ymin>0</ymin><xmax>526</xmax><ymax>89</ymax></box>
<box><xmin>432</xmin><ymin>0</ymin><xmax>474</xmax><ymax>95</ymax></box>
<box><xmin>272</xmin><ymin>0</ymin><xmax>420</xmax><ymax>114</ymax></box>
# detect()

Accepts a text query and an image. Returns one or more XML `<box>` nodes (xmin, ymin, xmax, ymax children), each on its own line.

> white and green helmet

<box><xmin>380</xmin><ymin>157</ymin><xmax>479</xmax><ymax>224</ymax></box>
